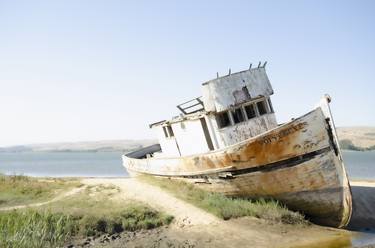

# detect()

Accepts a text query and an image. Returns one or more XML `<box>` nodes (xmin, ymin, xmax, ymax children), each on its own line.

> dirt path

<box><xmin>0</xmin><ymin>187</ymin><xmax>84</xmax><ymax>211</ymax></box>
<box><xmin>81</xmin><ymin>178</ymin><xmax>219</xmax><ymax>227</ymax></box>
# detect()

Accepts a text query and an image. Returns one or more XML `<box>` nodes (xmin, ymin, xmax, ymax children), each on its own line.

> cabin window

<box><xmin>244</xmin><ymin>104</ymin><xmax>256</xmax><ymax>119</ymax></box>
<box><xmin>231</xmin><ymin>108</ymin><xmax>245</xmax><ymax>124</ymax></box>
<box><xmin>267</xmin><ymin>98</ymin><xmax>274</xmax><ymax>113</ymax></box>
<box><xmin>257</xmin><ymin>100</ymin><xmax>268</xmax><ymax>115</ymax></box>
<box><xmin>162</xmin><ymin>126</ymin><xmax>168</xmax><ymax>138</ymax></box>
<box><xmin>216</xmin><ymin>111</ymin><xmax>231</xmax><ymax>128</ymax></box>
<box><xmin>167</xmin><ymin>125</ymin><xmax>174</xmax><ymax>137</ymax></box>
<box><xmin>180</xmin><ymin>122</ymin><xmax>186</xmax><ymax>129</ymax></box>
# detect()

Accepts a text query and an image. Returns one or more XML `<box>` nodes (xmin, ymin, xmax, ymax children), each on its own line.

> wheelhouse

<box><xmin>150</xmin><ymin>63</ymin><xmax>277</xmax><ymax>157</ymax></box>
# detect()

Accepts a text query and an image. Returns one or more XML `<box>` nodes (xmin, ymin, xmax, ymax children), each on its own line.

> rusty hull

<box><xmin>123</xmin><ymin>104</ymin><xmax>352</xmax><ymax>228</ymax></box>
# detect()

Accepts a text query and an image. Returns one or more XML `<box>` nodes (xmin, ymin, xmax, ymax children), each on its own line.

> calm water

<box><xmin>0</xmin><ymin>150</ymin><xmax>373</xmax><ymax>178</ymax></box>
<box><xmin>0</xmin><ymin>151</ymin><xmax>128</xmax><ymax>177</ymax></box>
<box><xmin>342</xmin><ymin>150</ymin><xmax>375</xmax><ymax>180</ymax></box>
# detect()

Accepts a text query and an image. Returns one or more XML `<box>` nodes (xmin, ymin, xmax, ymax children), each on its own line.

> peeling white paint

<box><xmin>202</xmin><ymin>68</ymin><xmax>273</xmax><ymax>112</ymax></box>
<box><xmin>211</xmin><ymin>114</ymin><xmax>278</xmax><ymax>148</ymax></box>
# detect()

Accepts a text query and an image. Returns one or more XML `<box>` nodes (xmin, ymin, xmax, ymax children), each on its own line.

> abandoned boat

<box><xmin>122</xmin><ymin>63</ymin><xmax>352</xmax><ymax>228</ymax></box>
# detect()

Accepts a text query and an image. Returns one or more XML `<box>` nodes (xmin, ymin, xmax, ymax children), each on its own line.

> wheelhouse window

<box><xmin>257</xmin><ymin>100</ymin><xmax>268</xmax><ymax>116</ymax></box>
<box><xmin>162</xmin><ymin>125</ymin><xmax>174</xmax><ymax>138</ymax></box>
<box><xmin>216</xmin><ymin>111</ymin><xmax>231</xmax><ymax>128</ymax></box>
<box><xmin>244</xmin><ymin>104</ymin><xmax>256</xmax><ymax>119</ymax></box>
<box><xmin>167</xmin><ymin>125</ymin><xmax>174</xmax><ymax>137</ymax></box>
<box><xmin>162</xmin><ymin>126</ymin><xmax>168</xmax><ymax>138</ymax></box>
<box><xmin>231</xmin><ymin>108</ymin><xmax>245</xmax><ymax>124</ymax></box>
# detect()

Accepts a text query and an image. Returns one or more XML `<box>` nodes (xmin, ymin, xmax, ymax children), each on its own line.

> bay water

<box><xmin>0</xmin><ymin>150</ymin><xmax>373</xmax><ymax>179</ymax></box>
<box><xmin>0</xmin><ymin>151</ymin><xmax>127</xmax><ymax>177</ymax></box>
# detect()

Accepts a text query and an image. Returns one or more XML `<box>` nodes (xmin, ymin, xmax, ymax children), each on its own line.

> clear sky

<box><xmin>0</xmin><ymin>0</ymin><xmax>374</xmax><ymax>147</ymax></box>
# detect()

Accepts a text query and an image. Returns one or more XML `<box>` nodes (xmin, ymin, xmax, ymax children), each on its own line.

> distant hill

<box><xmin>1</xmin><ymin>127</ymin><xmax>374</xmax><ymax>153</ymax></box>
<box><xmin>337</xmin><ymin>127</ymin><xmax>375</xmax><ymax>151</ymax></box>
<box><xmin>0</xmin><ymin>139</ymin><xmax>157</xmax><ymax>153</ymax></box>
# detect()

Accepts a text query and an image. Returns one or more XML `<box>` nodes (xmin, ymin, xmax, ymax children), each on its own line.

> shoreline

<box><xmin>350</xmin><ymin>179</ymin><xmax>375</xmax><ymax>185</ymax></box>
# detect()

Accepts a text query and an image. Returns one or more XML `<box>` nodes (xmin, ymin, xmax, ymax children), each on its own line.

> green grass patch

<box><xmin>42</xmin><ymin>186</ymin><xmax>173</xmax><ymax>237</ymax></box>
<box><xmin>77</xmin><ymin>204</ymin><xmax>173</xmax><ymax>236</ymax></box>
<box><xmin>0</xmin><ymin>210</ymin><xmax>76</xmax><ymax>248</ymax></box>
<box><xmin>140</xmin><ymin>176</ymin><xmax>307</xmax><ymax>225</ymax></box>
<box><xmin>0</xmin><ymin>174</ymin><xmax>80</xmax><ymax>208</ymax></box>
<box><xmin>0</xmin><ymin>176</ymin><xmax>173</xmax><ymax>248</ymax></box>
<box><xmin>0</xmin><ymin>205</ymin><xmax>173</xmax><ymax>248</ymax></box>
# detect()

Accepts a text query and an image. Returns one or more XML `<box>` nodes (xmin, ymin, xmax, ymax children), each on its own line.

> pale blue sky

<box><xmin>0</xmin><ymin>0</ymin><xmax>374</xmax><ymax>146</ymax></box>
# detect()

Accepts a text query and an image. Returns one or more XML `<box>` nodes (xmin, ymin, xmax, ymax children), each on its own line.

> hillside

<box><xmin>0</xmin><ymin>139</ymin><xmax>157</xmax><ymax>153</ymax></box>
<box><xmin>1</xmin><ymin>127</ymin><xmax>374</xmax><ymax>153</ymax></box>
<box><xmin>337</xmin><ymin>127</ymin><xmax>375</xmax><ymax>151</ymax></box>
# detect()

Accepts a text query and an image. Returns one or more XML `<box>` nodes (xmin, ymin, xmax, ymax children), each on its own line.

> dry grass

<box><xmin>0</xmin><ymin>174</ymin><xmax>80</xmax><ymax>208</ymax></box>
<box><xmin>141</xmin><ymin>175</ymin><xmax>307</xmax><ymax>225</ymax></box>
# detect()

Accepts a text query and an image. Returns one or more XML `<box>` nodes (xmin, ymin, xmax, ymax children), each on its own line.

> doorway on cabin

<box><xmin>200</xmin><ymin>118</ymin><xmax>214</xmax><ymax>151</ymax></box>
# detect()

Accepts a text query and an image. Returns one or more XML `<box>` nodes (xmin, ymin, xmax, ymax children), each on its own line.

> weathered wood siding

<box><xmin>206</xmin><ymin>113</ymin><xmax>278</xmax><ymax>149</ymax></box>
<box><xmin>153</xmin><ymin>126</ymin><xmax>181</xmax><ymax>157</ymax></box>
<box><xmin>171</xmin><ymin>118</ymin><xmax>211</xmax><ymax>156</ymax></box>
<box><xmin>152</xmin><ymin>117</ymin><xmax>212</xmax><ymax>157</ymax></box>
<box><xmin>202</xmin><ymin>68</ymin><xmax>273</xmax><ymax>112</ymax></box>
<box><xmin>189</xmin><ymin>150</ymin><xmax>351</xmax><ymax>227</ymax></box>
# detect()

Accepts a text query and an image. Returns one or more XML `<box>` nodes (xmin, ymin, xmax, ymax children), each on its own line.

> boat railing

<box><xmin>176</xmin><ymin>97</ymin><xmax>204</xmax><ymax>114</ymax></box>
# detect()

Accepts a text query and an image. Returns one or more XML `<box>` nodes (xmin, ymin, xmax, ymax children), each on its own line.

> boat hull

<box><xmin>122</xmin><ymin>100</ymin><xmax>352</xmax><ymax>228</ymax></box>
<box><xmin>185</xmin><ymin>149</ymin><xmax>351</xmax><ymax>227</ymax></box>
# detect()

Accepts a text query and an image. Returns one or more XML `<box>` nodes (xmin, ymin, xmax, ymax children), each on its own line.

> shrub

<box><xmin>339</xmin><ymin>139</ymin><xmax>364</xmax><ymax>151</ymax></box>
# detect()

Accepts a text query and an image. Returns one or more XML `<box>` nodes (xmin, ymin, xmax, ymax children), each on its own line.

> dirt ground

<box><xmin>68</xmin><ymin>217</ymin><xmax>350</xmax><ymax>248</ymax></box>
<box><xmin>3</xmin><ymin>177</ymin><xmax>371</xmax><ymax>247</ymax></box>
<box><xmin>70</xmin><ymin>178</ymin><xmax>353</xmax><ymax>248</ymax></box>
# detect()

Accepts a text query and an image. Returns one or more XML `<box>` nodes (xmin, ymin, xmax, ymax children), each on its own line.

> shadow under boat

<box><xmin>347</xmin><ymin>185</ymin><xmax>375</xmax><ymax>230</ymax></box>
<box><xmin>346</xmin><ymin>185</ymin><xmax>375</xmax><ymax>247</ymax></box>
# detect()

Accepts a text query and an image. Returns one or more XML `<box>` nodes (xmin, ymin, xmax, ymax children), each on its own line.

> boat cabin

<box><xmin>150</xmin><ymin>63</ymin><xmax>277</xmax><ymax>157</ymax></box>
